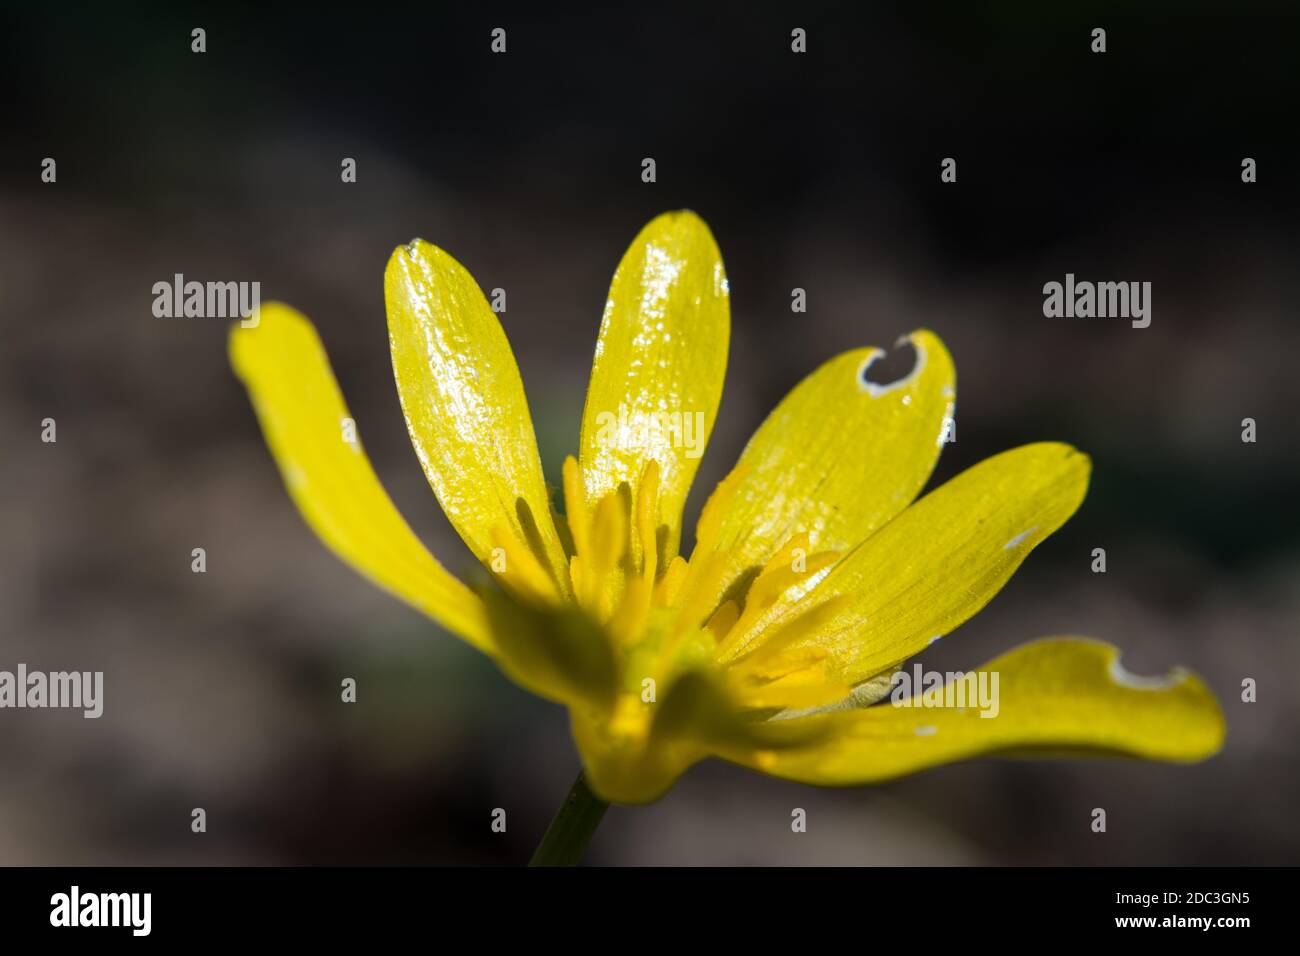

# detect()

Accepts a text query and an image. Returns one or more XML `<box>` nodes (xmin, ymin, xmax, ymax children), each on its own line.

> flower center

<box><xmin>491</xmin><ymin>456</ymin><xmax>857</xmax><ymax>730</ymax></box>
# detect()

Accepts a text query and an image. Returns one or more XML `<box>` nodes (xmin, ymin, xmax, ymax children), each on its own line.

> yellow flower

<box><xmin>231</xmin><ymin>210</ymin><xmax>1224</xmax><ymax>805</ymax></box>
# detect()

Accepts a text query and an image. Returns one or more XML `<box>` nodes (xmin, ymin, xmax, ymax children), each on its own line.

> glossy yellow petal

<box><xmin>730</xmin><ymin>443</ymin><xmax>1090</xmax><ymax>685</ymax></box>
<box><xmin>230</xmin><ymin>303</ymin><xmax>491</xmax><ymax>651</ymax></box>
<box><xmin>697</xmin><ymin>330</ymin><xmax>955</xmax><ymax>608</ymax></box>
<box><xmin>729</xmin><ymin>638</ymin><xmax>1224</xmax><ymax>785</ymax></box>
<box><xmin>578</xmin><ymin>211</ymin><xmax>729</xmax><ymax>566</ymax></box>
<box><xmin>385</xmin><ymin>240</ymin><xmax>568</xmax><ymax>598</ymax></box>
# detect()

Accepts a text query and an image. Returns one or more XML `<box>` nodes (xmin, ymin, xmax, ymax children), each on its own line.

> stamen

<box><xmin>715</xmin><ymin>540</ymin><xmax>843</xmax><ymax>660</ymax></box>
<box><xmin>573</xmin><ymin>488</ymin><xmax>634</xmax><ymax>620</ymax></box>
<box><xmin>608</xmin><ymin>575</ymin><xmax>653</xmax><ymax>646</ymax></box>
<box><xmin>489</xmin><ymin>524</ymin><xmax>563</xmax><ymax>603</ymax></box>
<box><xmin>635</xmin><ymin>460</ymin><xmax>661</xmax><ymax>582</ymax></box>
<box><xmin>671</xmin><ymin>551</ymin><xmax>729</xmax><ymax>637</ymax></box>
<box><xmin>654</xmin><ymin>556</ymin><xmax>689</xmax><ymax>606</ymax></box>
<box><xmin>589</xmin><ymin>492</ymin><xmax>628</xmax><ymax>573</ymax></box>
<box><xmin>562</xmin><ymin>456</ymin><xmax>589</xmax><ymax>558</ymax></box>
<box><xmin>656</xmin><ymin>551</ymin><xmax>728</xmax><ymax>672</ymax></box>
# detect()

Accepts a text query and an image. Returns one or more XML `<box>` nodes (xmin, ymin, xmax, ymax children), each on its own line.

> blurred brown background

<box><xmin>1</xmin><ymin>2</ymin><xmax>1297</xmax><ymax>864</ymax></box>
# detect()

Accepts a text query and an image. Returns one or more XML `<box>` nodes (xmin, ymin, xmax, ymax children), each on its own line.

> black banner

<box><xmin>0</xmin><ymin>866</ymin><xmax>1279</xmax><ymax>941</ymax></box>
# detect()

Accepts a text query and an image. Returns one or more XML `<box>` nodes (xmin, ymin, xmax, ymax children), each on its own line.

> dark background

<box><xmin>1</xmin><ymin>2</ymin><xmax>1297</xmax><ymax>864</ymax></box>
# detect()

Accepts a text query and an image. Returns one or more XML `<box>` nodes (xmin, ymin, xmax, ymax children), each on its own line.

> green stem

<box><xmin>529</xmin><ymin>770</ymin><xmax>609</xmax><ymax>866</ymax></box>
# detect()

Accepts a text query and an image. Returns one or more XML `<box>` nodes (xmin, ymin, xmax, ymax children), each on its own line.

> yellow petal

<box><xmin>578</xmin><ymin>211</ymin><xmax>729</xmax><ymax>565</ymax></box>
<box><xmin>385</xmin><ymin>240</ymin><xmax>568</xmax><ymax>598</ymax></box>
<box><xmin>699</xmin><ymin>330</ymin><xmax>955</xmax><ymax>606</ymax></box>
<box><xmin>728</xmin><ymin>638</ymin><xmax>1225</xmax><ymax>785</ymax></box>
<box><xmin>230</xmin><ymin>303</ymin><xmax>491</xmax><ymax>652</ymax></box>
<box><xmin>730</xmin><ymin>443</ymin><xmax>1091</xmax><ymax>685</ymax></box>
